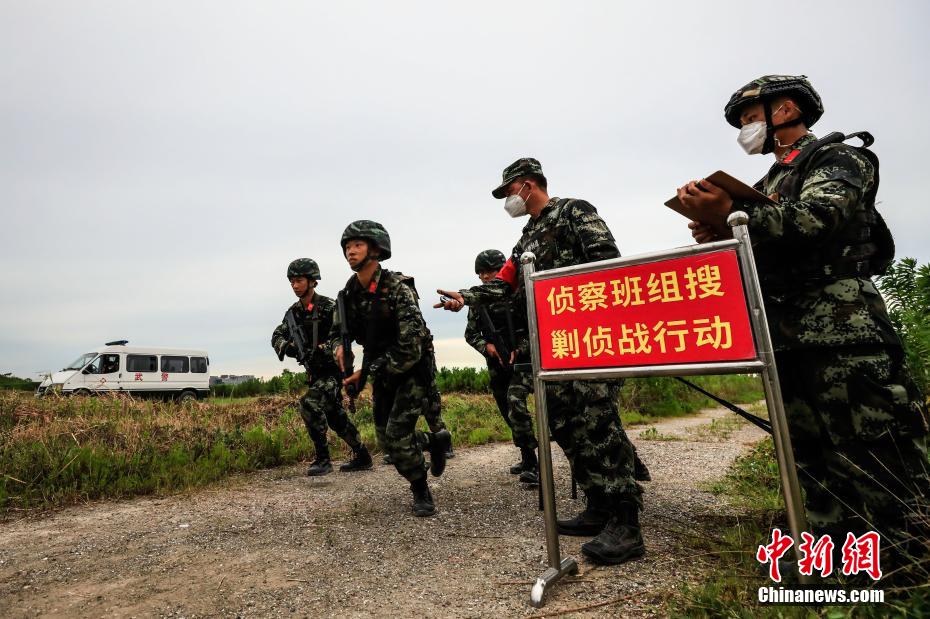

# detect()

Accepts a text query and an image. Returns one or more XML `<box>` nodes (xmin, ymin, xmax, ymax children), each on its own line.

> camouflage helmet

<box><xmin>724</xmin><ymin>75</ymin><xmax>824</xmax><ymax>128</ymax></box>
<box><xmin>287</xmin><ymin>258</ymin><xmax>321</xmax><ymax>280</ymax></box>
<box><xmin>340</xmin><ymin>220</ymin><xmax>392</xmax><ymax>261</ymax></box>
<box><xmin>474</xmin><ymin>249</ymin><xmax>506</xmax><ymax>273</ymax></box>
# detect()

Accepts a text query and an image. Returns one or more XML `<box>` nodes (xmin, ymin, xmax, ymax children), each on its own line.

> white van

<box><xmin>36</xmin><ymin>341</ymin><xmax>210</xmax><ymax>401</ymax></box>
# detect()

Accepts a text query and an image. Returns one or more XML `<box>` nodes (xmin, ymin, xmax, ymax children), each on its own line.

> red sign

<box><xmin>533</xmin><ymin>250</ymin><xmax>756</xmax><ymax>370</ymax></box>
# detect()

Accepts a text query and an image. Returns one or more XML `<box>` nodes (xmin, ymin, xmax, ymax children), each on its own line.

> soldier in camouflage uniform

<box><xmin>333</xmin><ymin>221</ymin><xmax>452</xmax><ymax>517</ymax></box>
<box><xmin>383</xmin><ymin>352</ymin><xmax>452</xmax><ymax>465</ymax></box>
<box><xmin>679</xmin><ymin>75</ymin><xmax>929</xmax><ymax>580</ymax></box>
<box><xmin>465</xmin><ymin>249</ymin><xmax>539</xmax><ymax>480</ymax></box>
<box><xmin>438</xmin><ymin>159</ymin><xmax>646</xmax><ymax>565</ymax></box>
<box><xmin>271</xmin><ymin>258</ymin><xmax>373</xmax><ymax>476</ymax></box>
<box><xmin>424</xmin><ymin>353</ymin><xmax>454</xmax><ymax>457</ymax></box>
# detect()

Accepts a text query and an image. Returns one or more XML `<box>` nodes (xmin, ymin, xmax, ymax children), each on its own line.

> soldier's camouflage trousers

<box><xmin>777</xmin><ymin>345</ymin><xmax>930</xmax><ymax>568</ymax></box>
<box><xmin>546</xmin><ymin>379</ymin><xmax>642</xmax><ymax>509</ymax></box>
<box><xmin>422</xmin><ymin>353</ymin><xmax>447</xmax><ymax>434</ymax></box>
<box><xmin>372</xmin><ymin>369</ymin><xmax>433</xmax><ymax>483</ymax></box>
<box><xmin>489</xmin><ymin>363</ymin><xmax>537</xmax><ymax>450</ymax></box>
<box><xmin>299</xmin><ymin>375</ymin><xmax>363</xmax><ymax>455</ymax></box>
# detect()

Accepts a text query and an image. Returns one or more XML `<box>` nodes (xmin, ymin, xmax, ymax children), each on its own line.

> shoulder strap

<box><xmin>784</xmin><ymin>132</ymin><xmax>846</xmax><ymax>170</ymax></box>
<box><xmin>777</xmin><ymin>131</ymin><xmax>875</xmax><ymax>201</ymax></box>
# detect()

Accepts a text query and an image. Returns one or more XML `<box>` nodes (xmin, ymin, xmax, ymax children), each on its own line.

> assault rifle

<box><xmin>478</xmin><ymin>306</ymin><xmax>514</xmax><ymax>368</ymax></box>
<box><xmin>283</xmin><ymin>308</ymin><xmax>316</xmax><ymax>382</ymax></box>
<box><xmin>336</xmin><ymin>291</ymin><xmax>364</xmax><ymax>412</ymax></box>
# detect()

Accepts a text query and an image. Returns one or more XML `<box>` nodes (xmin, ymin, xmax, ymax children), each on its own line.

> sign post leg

<box><xmin>729</xmin><ymin>212</ymin><xmax>811</xmax><ymax>583</ymax></box>
<box><xmin>521</xmin><ymin>252</ymin><xmax>578</xmax><ymax>607</ymax></box>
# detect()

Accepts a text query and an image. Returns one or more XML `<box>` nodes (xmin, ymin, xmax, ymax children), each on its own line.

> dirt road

<box><xmin>0</xmin><ymin>406</ymin><xmax>766</xmax><ymax>618</ymax></box>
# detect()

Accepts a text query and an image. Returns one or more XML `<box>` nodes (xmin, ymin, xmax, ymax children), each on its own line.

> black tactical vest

<box><xmin>752</xmin><ymin>131</ymin><xmax>894</xmax><ymax>289</ymax></box>
<box><xmin>293</xmin><ymin>300</ymin><xmax>338</xmax><ymax>374</ymax></box>
<box><xmin>349</xmin><ymin>270</ymin><xmax>425</xmax><ymax>358</ymax></box>
<box><xmin>480</xmin><ymin>300</ymin><xmax>527</xmax><ymax>351</ymax></box>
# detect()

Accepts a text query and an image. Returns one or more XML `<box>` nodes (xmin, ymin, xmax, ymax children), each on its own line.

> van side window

<box><xmin>190</xmin><ymin>357</ymin><xmax>208</xmax><ymax>373</ymax></box>
<box><xmin>100</xmin><ymin>354</ymin><xmax>120</xmax><ymax>374</ymax></box>
<box><xmin>161</xmin><ymin>356</ymin><xmax>189</xmax><ymax>373</ymax></box>
<box><xmin>127</xmin><ymin>355</ymin><xmax>158</xmax><ymax>372</ymax></box>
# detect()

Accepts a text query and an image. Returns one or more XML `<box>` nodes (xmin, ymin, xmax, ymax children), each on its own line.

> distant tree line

<box><xmin>0</xmin><ymin>374</ymin><xmax>40</xmax><ymax>391</ymax></box>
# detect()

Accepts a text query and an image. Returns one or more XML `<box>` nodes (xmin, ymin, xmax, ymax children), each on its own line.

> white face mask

<box><xmin>738</xmin><ymin>103</ymin><xmax>790</xmax><ymax>155</ymax></box>
<box><xmin>737</xmin><ymin>121</ymin><xmax>767</xmax><ymax>155</ymax></box>
<box><xmin>503</xmin><ymin>183</ymin><xmax>529</xmax><ymax>217</ymax></box>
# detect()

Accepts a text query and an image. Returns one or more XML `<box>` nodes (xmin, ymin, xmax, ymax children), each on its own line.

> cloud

<box><xmin>2</xmin><ymin>1</ymin><xmax>928</xmax><ymax>378</ymax></box>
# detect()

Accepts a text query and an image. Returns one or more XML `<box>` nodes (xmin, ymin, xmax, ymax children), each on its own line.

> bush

<box><xmin>877</xmin><ymin>257</ymin><xmax>930</xmax><ymax>395</ymax></box>
<box><xmin>210</xmin><ymin>369</ymin><xmax>307</xmax><ymax>397</ymax></box>
<box><xmin>435</xmin><ymin>366</ymin><xmax>491</xmax><ymax>393</ymax></box>
<box><xmin>0</xmin><ymin>374</ymin><xmax>40</xmax><ymax>392</ymax></box>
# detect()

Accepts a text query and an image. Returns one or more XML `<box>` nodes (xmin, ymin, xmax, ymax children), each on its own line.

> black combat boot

<box><xmin>557</xmin><ymin>493</ymin><xmax>611</xmax><ymax>536</ymax></box>
<box><xmin>428</xmin><ymin>429</ymin><xmax>452</xmax><ymax>477</ymax></box>
<box><xmin>340</xmin><ymin>445</ymin><xmax>373</xmax><ymax>472</ymax></box>
<box><xmin>410</xmin><ymin>478</ymin><xmax>436</xmax><ymax>517</ymax></box>
<box><xmin>306</xmin><ymin>452</ymin><xmax>333</xmax><ymax>477</ymax></box>
<box><xmin>580</xmin><ymin>502</ymin><xmax>645</xmax><ymax>565</ymax></box>
<box><xmin>382</xmin><ymin>453</ymin><xmax>394</xmax><ymax>465</ymax></box>
<box><xmin>633</xmin><ymin>453</ymin><xmax>652</xmax><ymax>482</ymax></box>
<box><xmin>510</xmin><ymin>447</ymin><xmax>536</xmax><ymax>474</ymax></box>
<box><xmin>517</xmin><ymin>449</ymin><xmax>539</xmax><ymax>484</ymax></box>
<box><xmin>445</xmin><ymin>444</ymin><xmax>455</xmax><ymax>459</ymax></box>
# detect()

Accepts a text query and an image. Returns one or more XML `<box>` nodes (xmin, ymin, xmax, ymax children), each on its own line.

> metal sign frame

<box><xmin>521</xmin><ymin>211</ymin><xmax>809</xmax><ymax>607</ymax></box>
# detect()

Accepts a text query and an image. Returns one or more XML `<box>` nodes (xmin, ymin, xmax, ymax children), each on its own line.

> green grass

<box><xmin>685</xmin><ymin>415</ymin><xmax>745</xmax><ymax>442</ymax></box>
<box><xmin>668</xmin><ymin>439</ymin><xmax>930</xmax><ymax>617</ymax></box>
<box><xmin>0</xmin><ymin>390</ymin><xmax>511</xmax><ymax>515</ymax></box>
<box><xmin>619</xmin><ymin>375</ymin><xmax>763</xmax><ymax>426</ymax></box>
<box><xmin>1</xmin><ymin>373</ymin><xmax>761</xmax><ymax>516</ymax></box>
<box><xmin>0</xmin><ymin>374</ymin><xmax>39</xmax><ymax>392</ymax></box>
<box><xmin>639</xmin><ymin>426</ymin><xmax>682</xmax><ymax>441</ymax></box>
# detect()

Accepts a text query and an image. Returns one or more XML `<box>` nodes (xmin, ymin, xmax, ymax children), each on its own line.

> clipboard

<box><xmin>665</xmin><ymin>170</ymin><xmax>776</xmax><ymax>223</ymax></box>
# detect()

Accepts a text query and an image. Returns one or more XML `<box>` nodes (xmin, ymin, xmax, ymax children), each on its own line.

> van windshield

<box><xmin>63</xmin><ymin>353</ymin><xmax>97</xmax><ymax>371</ymax></box>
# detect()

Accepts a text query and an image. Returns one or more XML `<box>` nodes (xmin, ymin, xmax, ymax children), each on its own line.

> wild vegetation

<box><xmin>0</xmin><ymin>374</ymin><xmax>39</xmax><ymax>392</ymax></box>
<box><xmin>667</xmin><ymin>259</ymin><xmax>930</xmax><ymax>616</ymax></box>
<box><xmin>1</xmin><ymin>369</ymin><xmax>761</xmax><ymax>515</ymax></box>
<box><xmin>877</xmin><ymin>257</ymin><xmax>930</xmax><ymax>395</ymax></box>
<box><xmin>668</xmin><ymin>440</ymin><xmax>930</xmax><ymax>617</ymax></box>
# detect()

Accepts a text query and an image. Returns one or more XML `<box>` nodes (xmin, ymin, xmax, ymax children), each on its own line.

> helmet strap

<box><xmin>763</xmin><ymin>100</ymin><xmax>805</xmax><ymax>154</ymax></box>
<box><xmin>350</xmin><ymin>252</ymin><xmax>371</xmax><ymax>273</ymax></box>
<box><xmin>762</xmin><ymin>101</ymin><xmax>776</xmax><ymax>155</ymax></box>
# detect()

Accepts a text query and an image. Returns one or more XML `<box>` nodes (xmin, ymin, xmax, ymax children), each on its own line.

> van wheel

<box><xmin>73</xmin><ymin>388</ymin><xmax>91</xmax><ymax>397</ymax></box>
<box><xmin>179</xmin><ymin>390</ymin><xmax>198</xmax><ymax>403</ymax></box>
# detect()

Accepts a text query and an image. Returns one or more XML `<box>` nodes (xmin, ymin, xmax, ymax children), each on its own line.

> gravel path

<box><xmin>0</xmin><ymin>405</ymin><xmax>766</xmax><ymax>618</ymax></box>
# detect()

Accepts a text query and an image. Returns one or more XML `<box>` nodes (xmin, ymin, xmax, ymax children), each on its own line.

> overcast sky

<box><xmin>2</xmin><ymin>1</ymin><xmax>928</xmax><ymax>380</ymax></box>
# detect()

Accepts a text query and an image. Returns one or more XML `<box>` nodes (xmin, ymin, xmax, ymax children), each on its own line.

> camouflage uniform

<box><xmin>459</xmin><ymin>193</ymin><xmax>642</xmax><ymax>509</ymax></box>
<box><xmin>423</xmin><ymin>351</ymin><xmax>447</xmax><ymax>434</ymax></box>
<box><xmin>332</xmin><ymin>266</ymin><xmax>438</xmax><ymax>484</ymax></box>
<box><xmin>271</xmin><ymin>294</ymin><xmax>364</xmax><ymax>456</ymax></box>
<box><xmin>464</xmin><ymin>301</ymin><xmax>537</xmax><ymax>450</ymax></box>
<box><xmin>725</xmin><ymin>76</ymin><xmax>930</xmax><ymax>571</ymax></box>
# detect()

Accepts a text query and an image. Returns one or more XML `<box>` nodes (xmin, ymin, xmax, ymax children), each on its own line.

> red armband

<box><xmin>496</xmin><ymin>258</ymin><xmax>518</xmax><ymax>289</ymax></box>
